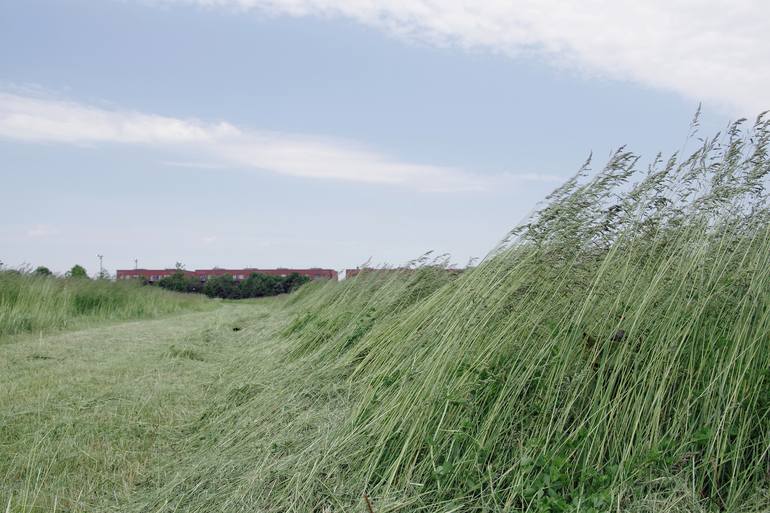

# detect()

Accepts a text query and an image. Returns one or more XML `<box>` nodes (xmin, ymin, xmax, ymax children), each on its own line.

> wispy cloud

<box><xmin>0</xmin><ymin>91</ymin><xmax>491</xmax><ymax>191</ymax></box>
<box><xmin>146</xmin><ymin>0</ymin><xmax>770</xmax><ymax>115</ymax></box>
<box><xmin>0</xmin><ymin>91</ymin><xmax>231</xmax><ymax>144</ymax></box>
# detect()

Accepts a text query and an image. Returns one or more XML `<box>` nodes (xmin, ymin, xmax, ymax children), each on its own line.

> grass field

<box><xmin>0</xmin><ymin>300</ymin><xmax>287</xmax><ymax>512</ymax></box>
<box><xmin>2</xmin><ymin>117</ymin><xmax>769</xmax><ymax>512</ymax></box>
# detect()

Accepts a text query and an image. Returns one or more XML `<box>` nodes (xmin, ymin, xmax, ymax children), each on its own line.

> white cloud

<box><xmin>0</xmin><ymin>91</ymin><xmax>494</xmax><ymax>191</ymax></box>
<box><xmin>0</xmin><ymin>92</ymin><xmax>235</xmax><ymax>144</ymax></box>
<box><xmin>146</xmin><ymin>0</ymin><xmax>770</xmax><ymax>115</ymax></box>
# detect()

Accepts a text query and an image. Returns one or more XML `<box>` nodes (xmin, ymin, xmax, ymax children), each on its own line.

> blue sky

<box><xmin>1</xmin><ymin>0</ymin><xmax>766</xmax><ymax>275</ymax></box>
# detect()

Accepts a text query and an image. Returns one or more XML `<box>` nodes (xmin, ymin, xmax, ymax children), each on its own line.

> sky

<box><xmin>1</xmin><ymin>0</ymin><xmax>768</xmax><ymax>275</ymax></box>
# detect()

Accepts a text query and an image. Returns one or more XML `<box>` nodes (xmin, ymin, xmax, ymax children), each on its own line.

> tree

<box><xmin>240</xmin><ymin>272</ymin><xmax>275</xmax><ymax>298</ymax></box>
<box><xmin>158</xmin><ymin>271</ymin><xmax>200</xmax><ymax>293</ymax></box>
<box><xmin>203</xmin><ymin>274</ymin><xmax>238</xmax><ymax>299</ymax></box>
<box><xmin>67</xmin><ymin>264</ymin><xmax>89</xmax><ymax>279</ymax></box>
<box><xmin>34</xmin><ymin>266</ymin><xmax>52</xmax><ymax>276</ymax></box>
<box><xmin>155</xmin><ymin>270</ymin><xmax>311</xmax><ymax>299</ymax></box>
<box><xmin>283</xmin><ymin>272</ymin><xmax>310</xmax><ymax>293</ymax></box>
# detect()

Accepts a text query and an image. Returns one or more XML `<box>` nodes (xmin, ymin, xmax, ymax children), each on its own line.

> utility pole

<box><xmin>97</xmin><ymin>254</ymin><xmax>104</xmax><ymax>278</ymax></box>
<box><xmin>134</xmin><ymin>258</ymin><xmax>138</xmax><ymax>270</ymax></box>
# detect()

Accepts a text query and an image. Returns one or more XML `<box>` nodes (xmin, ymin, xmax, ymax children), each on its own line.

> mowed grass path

<box><xmin>0</xmin><ymin>299</ymin><xmax>288</xmax><ymax>513</ymax></box>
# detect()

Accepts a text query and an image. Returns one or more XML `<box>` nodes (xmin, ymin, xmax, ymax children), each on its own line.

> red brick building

<box><xmin>117</xmin><ymin>267</ymin><xmax>338</xmax><ymax>282</ymax></box>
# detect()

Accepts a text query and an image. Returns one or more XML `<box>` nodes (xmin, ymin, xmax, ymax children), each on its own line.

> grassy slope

<box><xmin>0</xmin><ymin>299</ymin><xmax>289</xmax><ymax>513</ymax></box>
<box><xmin>133</xmin><ymin>269</ymin><xmax>769</xmax><ymax>513</ymax></box>
<box><xmin>128</xmin><ymin>119</ymin><xmax>770</xmax><ymax>513</ymax></box>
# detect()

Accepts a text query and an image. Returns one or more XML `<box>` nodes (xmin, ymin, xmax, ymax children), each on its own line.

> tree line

<box><xmin>2</xmin><ymin>263</ymin><xmax>310</xmax><ymax>299</ymax></box>
<box><xmin>155</xmin><ymin>271</ymin><xmax>310</xmax><ymax>299</ymax></box>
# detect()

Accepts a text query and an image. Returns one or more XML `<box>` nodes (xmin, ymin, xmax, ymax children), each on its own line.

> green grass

<box><xmin>1</xmin><ymin>115</ymin><xmax>769</xmax><ymax>512</ymax></box>
<box><xmin>0</xmin><ymin>272</ymin><xmax>211</xmax><ymax>339</ymax></box>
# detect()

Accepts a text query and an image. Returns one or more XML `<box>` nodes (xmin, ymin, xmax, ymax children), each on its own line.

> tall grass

<box><xmin>132</xmin><ymin>114</ymin><xmax>770</xmax><ymax>513</ymax></box>
<box><xmin>330</xmin><ymin>115</ymin><xmax>770</xmax><ymax>509</ymax></box>
<box><xmin>0</xmin><ymin>272</ymin><xmax>211</xmax><ymax>338</ymax></box>
<box><xmin>283</xmin><ymin>260</ymin><xmax>460</xmax><ymax>359</ymax></box>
